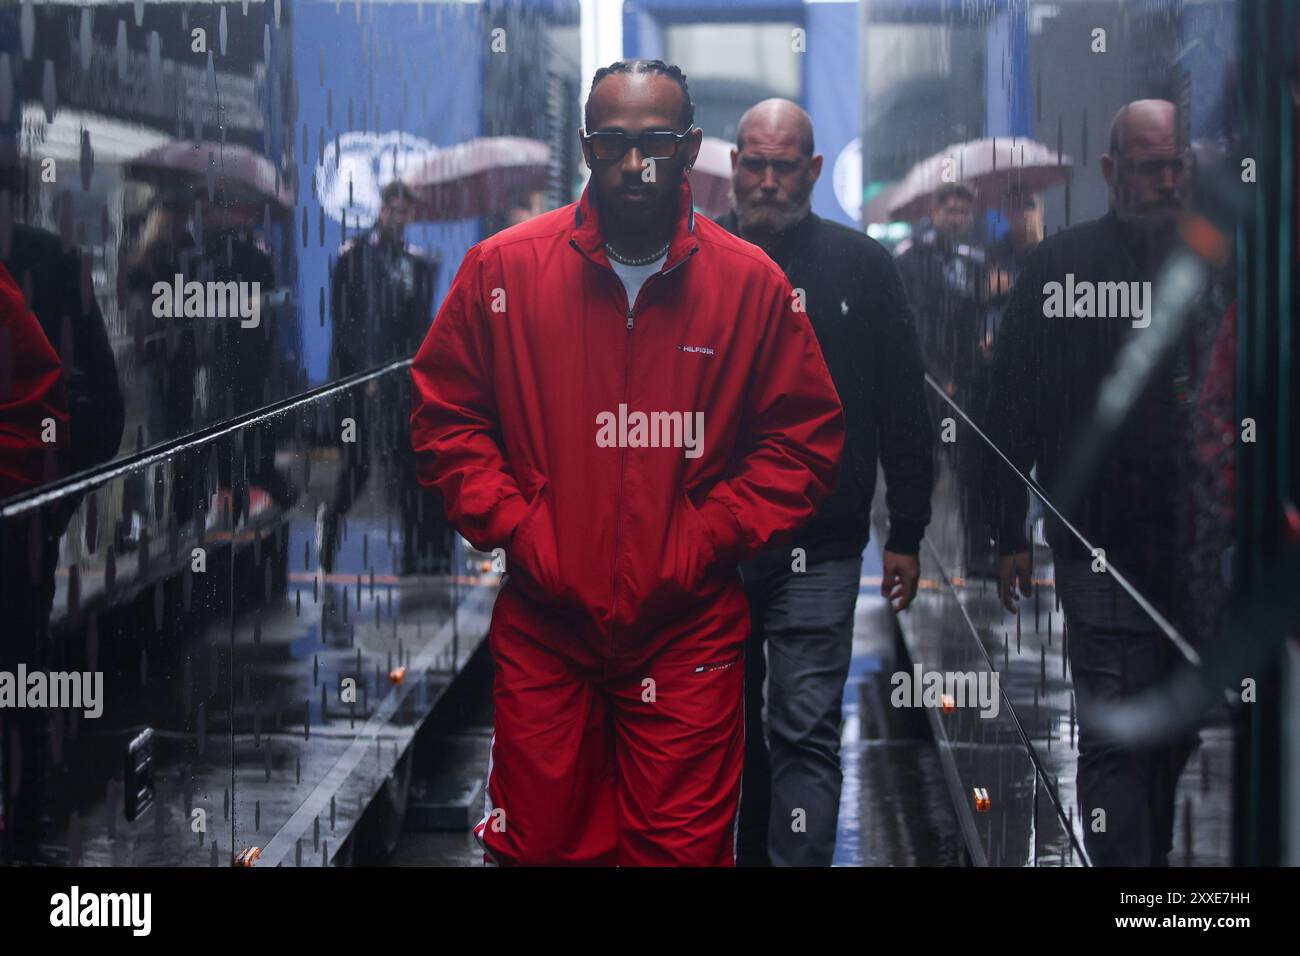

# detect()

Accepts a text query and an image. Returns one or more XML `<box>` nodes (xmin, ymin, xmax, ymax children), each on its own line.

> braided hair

<box><xmin>584</xmin><ymin>59</ymin><xmax>695</xmax><ymax>132</ymax></box>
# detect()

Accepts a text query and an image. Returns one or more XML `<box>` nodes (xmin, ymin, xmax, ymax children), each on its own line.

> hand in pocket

<box><xmin>508</xmin><ymin>482</ymin><xmax>561</xmax><ymax>596</ymax></box>
<box><xmin>676</xmin><ymin>493</ymin><xmax>720</xmax><ymax>594</ymax></box>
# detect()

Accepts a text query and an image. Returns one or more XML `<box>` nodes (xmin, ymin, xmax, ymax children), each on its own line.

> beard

<box><xmin>1113</xmin><ymin>183</ymin><xmax>1184</xmax><ymax>234</ymax></box>
<box><xmin>732</xmin><ymin>186</ymin><xmax>811</xmax><ymax>237</ymax></box>
<box><xmin>592</xmin><ymin>170</ymin><xmax>682</xmax><ymax>235</ymax></box>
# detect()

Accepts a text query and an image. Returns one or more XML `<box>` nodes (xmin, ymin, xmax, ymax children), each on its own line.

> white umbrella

<box><xmin>126</xmin><ymin>140</ymin><xmax>295</xmax><ymax>209</ymax></box>
<box><xmin>867</xmin><ymin>137</ymin><xmax>1071</xmax><ymax>223</ymax></box>
<box><xmin>686</xmin><ymin>136</ymin><xmax>736</xmax><ymax>220</ymax></box>
<box><xmin>400</xmin><ymin>137</ymin><xmax>551</xmax><ymax>221</ymax></box>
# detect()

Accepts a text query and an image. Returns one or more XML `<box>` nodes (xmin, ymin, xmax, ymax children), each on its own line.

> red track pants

<box><xmin>473</xmin><ymin>588</ymin><xmax>747</xmax><ymax>866</ymax></box>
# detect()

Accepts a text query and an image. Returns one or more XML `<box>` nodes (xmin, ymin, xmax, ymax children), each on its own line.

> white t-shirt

<box><xmin>608</xmin><ymin>251</ymin><xmax>668</xmax><ymax>313</ymax></box>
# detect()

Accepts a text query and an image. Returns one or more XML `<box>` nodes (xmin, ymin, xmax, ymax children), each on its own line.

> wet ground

<box><xmin>385</xmin><ymin>461</ymin><xmax>1234</xmax><ymax>867</ymax></box>
<box><xmin>887</xmin><ymin>463</ymin><xmax>1233</xmax><ymax>868</ymax></box>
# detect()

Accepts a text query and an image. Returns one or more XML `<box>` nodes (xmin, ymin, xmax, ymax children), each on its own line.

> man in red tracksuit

<box><xmin>409</xmin><ymin>60</ymin><xmax>844</xmax><ymax>866</ymax></box>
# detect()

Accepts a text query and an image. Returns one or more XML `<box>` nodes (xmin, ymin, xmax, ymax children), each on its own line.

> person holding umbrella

<box><xmin>323</xmin><ymin>180</ymin><xmax>441</xmax><ymax>575</ymax></box>
<box><xmin>894</xmin><ymin>183</ymin><xmax>995</xmax><ymax>573</ymax></box>
<box><xmin>894</xmin><ymin>181</ymin><xmax>987</xmax><ymax>403</ymax></box>
<box><xmin>986</xmin><ymin>187</ymin><xmax>1045</xmax><ymax>306</ymax></box>
<box><xmin>880</xmin><ymin>137</ymin><xmax>1072</xmax><ymax>407</ymax></box>
<box><xmin>329</xmin><ymin>180</ymin><xmax>437</xmax><ymax>382</ymax></box>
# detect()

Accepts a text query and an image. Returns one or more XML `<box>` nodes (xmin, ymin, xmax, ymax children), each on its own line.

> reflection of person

<box><xmin>7</xmin><ymin>224</ymin><xmax>125</xmax><ymax>481</ymax></box>
<box><xmin>985</xmin><ymin>189</ymin><xmax>1044</xmax><ymax>319</ymax></box>
<box><xmin>0</xmin><ymin>260</ymin><xmax>69</xmax><ymax>864</ymax></box>
<box><xmin>329</xmin><ymin>181</ymin><xmax>436</xmax><ymax>378</ymax></box>
<box><xmin>894</xmin><ymin>182</ymin><xmax>988</xmax><ymax>401</ymax></box>
<box><xmin>410</xmin><ymin>59</ymin><xmax>844</xmax><ymax>865</ymax></box>
<box><xmin>5</xmin><ymin>220</ymin><xmax>124</xmax><ymax>587</ymax></box>
<box><xmin>715</xmin><ymin>99</ymin><xmax>934</xmax><ymax>867</ymax></box>
<box><xmin>896</xmin><ymin>183</ymin><xmax>994</xmax><ymax>571</ymax></box>
<box><xmin>1</xmin><ymin>215</ymin><xmax>123</xmax><ymax>864</ymax></box>
<box><xmin>977</xmin><ymin>189</ymin><xmax>1048</xmax><ymax>569</ymax></box>
<box><xmin>121</xmin><ymin>196</ymin><xmax>204</xmax><ymax>535</ymax></box>
<box><xmin>199</xmin><ymin>204</ymin><xmax>296</xmax><ymax>521</ymax></box>
<box><xmin>3</xmin><ymin>219</ymin><xmax>125</xmax><ymax>612</ymax></box>
<box><xmin>505</xmin><ymin>188</ymin><xmax>546</xmax><ymax>228</ymax></box>
<box><xmin>0</xmin><ymin>261</ymin><xmax>67</xmax><ymax>497</ymax></box>
<box><xmin>986</xmin><ymin>99</ymin><xmax>1200</xmax><ymax>866</ymax></box>
<box><xmin>123</xmin><ymin>196</ymin><xmax>292</xmax><ymax>528</ymax></box>
<box><xmin>323</xmin><ymin>180</ymin><xmax>440</xmax><ymax>574</ymax></box>
<box><xmin>201</xmin><ymin>204</ymin><xmax>279</xmax><ymax>418</ymax></box>
<box><xmin>123</xmin><ymin>196</ymin><xmax>199</xmax><ymax>451</ymax></box>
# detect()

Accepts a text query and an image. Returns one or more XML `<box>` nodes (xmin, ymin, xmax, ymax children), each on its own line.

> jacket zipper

<box><xmin>623</xmin><ymin>246</ymin><xmax>697</xmax><ymax>330</ymax></box>
<box><xmin>570</xmin><ymin>240</ymin><xmax>698</xmax><ymax>658</ymax></box>
<box><xmin>610</xmin><ymin>292</ymin><xmax>633</xmax><ymax>659</ymax></box>
<box><xmin>607</xmin><ymin>246</ymin><xmax>698</xmax><ymax>657</ymax></box>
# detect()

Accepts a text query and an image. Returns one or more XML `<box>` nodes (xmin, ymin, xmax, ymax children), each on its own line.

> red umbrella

<box><xmin>125</xmin><ymin>141</ymin><xmax>295</xmax><ymax>209</ymax></box>
<box><xmin>686</xmin><ymin>136</ymin><xmax>736</xmax><ymax>220</ymax></box>
<box><xmin>866</xmin><ymin>137</ymin><xmax>1071</xmax><ymax>223</ymax></box>
<box><xmin>400</xmin><ymin>137</ymin><xmax>551</xmax><ymax>221</ymax></box>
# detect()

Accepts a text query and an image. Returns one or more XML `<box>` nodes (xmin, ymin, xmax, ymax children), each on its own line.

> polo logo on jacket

<box><xmin>595</xmin><ymin>403</ymin><xmax>704</xmax><ymax>459</ymax></box>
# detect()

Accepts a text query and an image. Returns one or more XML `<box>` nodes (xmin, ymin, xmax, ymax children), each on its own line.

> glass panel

<box><xmin>0</xmin><ymin>0</ymin><xmax>580</xmax><ymax>484</ymax></box>
<box><xmin>0</xmin><ymin>440</ymin><xmax>237</xmax><ymax>865</ymax></box>
<box><xmin>1</xmin><ymin>0</ymin><xmax>1289</xmax><ymax>871</ymax></box>
<box><xmin>0</xmin><ymin>0</ymin><xmax>579</xmax><ymax>867</ymax></box>
<box><xmin>864</xmin><ymin>0</ymin><xmax>1246</xmax><ymax>865</ymax></box>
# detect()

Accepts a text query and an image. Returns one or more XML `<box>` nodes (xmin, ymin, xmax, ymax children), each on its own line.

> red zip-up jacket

<box><xmin>410</xmin><ymin>178</ymin><xmax>843</xmax><ymax>661</ymax></box>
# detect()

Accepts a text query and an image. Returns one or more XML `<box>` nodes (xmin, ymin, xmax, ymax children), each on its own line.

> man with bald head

<box><xmin>1103</xmin><ymin>99</ymin><xmax>1188</xmax><ymax>240</ymax></box>
<box><xmin>716</xmin><ymin>98</ymin><xmax>934</xmax><ymax>866</ymax></box>
<box><xmin>985</xmin><ymin>98</ymin><xmax>1201</xmax><ymax>865</ymax></box>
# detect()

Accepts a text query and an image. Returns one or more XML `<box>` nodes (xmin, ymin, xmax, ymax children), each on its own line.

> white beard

<box><xmin>731</xmin><ymin>186</ymin><xmax>811</xmax><ymax>236</ymax></box>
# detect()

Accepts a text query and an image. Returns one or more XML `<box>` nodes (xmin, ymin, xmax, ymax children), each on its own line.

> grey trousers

<box><xmin>738</xmin><ymin>548</ymin><xmax>864</xmax><ymax>866</ymax></box>
<box><xmin>1054</xmin><ymin>557</ymin><xmax>1199</xmax><ymax>866</ymax></box>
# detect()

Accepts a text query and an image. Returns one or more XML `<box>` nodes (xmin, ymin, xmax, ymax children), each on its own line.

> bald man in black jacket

<box><xmin>985</xmin><ymin>99</ymin><xmax>1209</xmax><ymax>866</ymax></box>
<box><xmin>718</xmin><ymin>99</ymin><xmax>933</xmax><ymax>867</ymax></box>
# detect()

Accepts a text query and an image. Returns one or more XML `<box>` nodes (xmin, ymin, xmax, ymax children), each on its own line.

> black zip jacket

<box><xmin>983</xmin><ymin>210</ymin><xmax>1187</xmax><ymax>589</ymax></box>
<box><xmin>330</xmin><ymin>228</ymin><xmax>439</xmax><ymax>379</ymax></box>
<box><xmin>717</xmin><ymin>210</ymin><xmax>933</xmax><ymax>560</ymax></box>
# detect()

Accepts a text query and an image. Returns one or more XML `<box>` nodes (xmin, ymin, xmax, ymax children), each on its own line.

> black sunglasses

<box><xmin>583</xmin><ymin>126</ymin><xmax>696</xmax><ymax>162</ymax></box>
